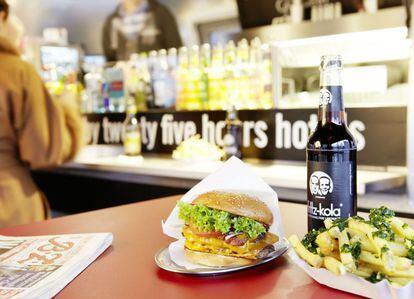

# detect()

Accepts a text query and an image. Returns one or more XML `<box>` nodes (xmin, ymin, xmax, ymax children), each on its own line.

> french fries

<box><xmin>289</xmin><ymin>206</ymin><xmax>414</xmax><ymax>287</ymax></box>
<box><xmin>315</xmin><ymin>231</ymin><xmax>338</xmax><ymax>256</ymax></box>
<box><xmin>359</xmin><ymin>251</ymin><xmax>382</xmax><ymax>266</ymax></box>
<box><xmin>338</xmin><ymin>229</ymin><xmax>355</xmax><ymax>270</ymax></box>
<box><xmin>388</xmin><ymin>241</ymin><xmax>408</xmax><ymax>257</ymax></box>
<box><xmin>350</xmin><ymin>265</ymin><xmax>374</xmax><ymax>278</ymax></box>
<box><xmin>324</xmin><ymin>256</ymin><xmax>346</xmax><ymax>275</ymax></box>
<box><xmin>288</xmin><ymin>235</ymin><xmax>323</xmax><ymax>268</ymax></box>
<box><xmin>391</xmin><ymin>218</ymin><xmax>414</xmax><ymax>239</ymax></box>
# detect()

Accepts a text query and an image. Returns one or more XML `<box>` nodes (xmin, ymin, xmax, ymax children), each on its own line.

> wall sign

<box><xmin>84</xmin><ymin>107</ymin><xmax>407</xmax><ymax>166</ymax></box>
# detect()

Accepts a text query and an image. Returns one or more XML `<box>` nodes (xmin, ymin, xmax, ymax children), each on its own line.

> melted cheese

<box><xmin>183</xmin><ymin>226</ymin><xmax>278</xmax><ymax>259</ymax></box>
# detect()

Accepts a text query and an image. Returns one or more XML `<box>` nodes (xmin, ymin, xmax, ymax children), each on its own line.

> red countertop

<box><xmin>0</xmin><ymin>196</ymin><xmax>406</xmax><ymax>299</ymax></box>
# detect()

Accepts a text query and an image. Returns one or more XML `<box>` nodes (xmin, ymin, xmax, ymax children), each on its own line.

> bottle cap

<box><xmin>227</xmin><ymin>105</ymin><xmax>238</xmax><ymax>120</ymax></box>
<box><xmin>320</xmin><ymin>55</ymin><xmax>343</xmax><ymax>71</ymax></box>
<box><xmin>158</xmin><ymin>49</ymin><xmax>167</xmax><ymax>56</ymax></box>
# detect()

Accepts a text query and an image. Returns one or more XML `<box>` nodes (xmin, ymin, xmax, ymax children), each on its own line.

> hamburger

<box><xmin>178</xmin><ymin>191</ymin><xmax>278</xmax><ymax>267</ymax></box>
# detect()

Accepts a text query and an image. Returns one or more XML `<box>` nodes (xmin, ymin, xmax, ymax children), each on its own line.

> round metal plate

<box><xmin>154</xmin><ymin>243</ymin><xmax>288</xmax><ymax>275</ymax></box>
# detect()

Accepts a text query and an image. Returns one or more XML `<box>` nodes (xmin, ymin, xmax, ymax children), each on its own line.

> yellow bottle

<box><xmin>186</xmin><ymin>45</ymin><xmax>203</xmax><ymax>110</ymax></box>
<box><xmin>224</xmin><ymin>41</ymin><xmax>237</xmax><ymax>110</ymax></box>
<box><xmin>200</xmin><ymin>43</ymin><xmax>210</xmax><ymax>110</ymax></box>
<box><xmin>175</xmin><ymin>47</ymin><xmax>189</xmax><ymax>110</ymax></box>
<box><xmin>249</xmin><ymin>38</ymin><xmax>264</xmax><ymax>109</ymax></box>
<box><xmin>208</xmin><ymin>44</ymin><xmax>225</xmax><ymax>110</ymax></box>
<box><xmin>236</xmin><ymin>39</ymin><xmax>251</xmax><ymax>109</ymax></box>
<box><xmin>124</xmin><ymin>103</ymin><xmax>141</xmax><ymax>156</ymax></box>
<box><xmin>261</xmin><ymin>43</ymin><xmax>274</xmax><ymax>109</ymax></box>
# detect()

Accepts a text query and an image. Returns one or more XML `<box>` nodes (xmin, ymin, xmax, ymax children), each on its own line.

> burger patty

<box><xmin>182</xmin><ymin>226</ymin><xmax>278</xmax><ymax>260</ymax></box>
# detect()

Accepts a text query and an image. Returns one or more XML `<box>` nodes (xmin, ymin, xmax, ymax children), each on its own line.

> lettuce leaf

<box><xmin>178</xmin><ymin>201</ymin><xmax>266</xmax><ymax>239</ymax></box>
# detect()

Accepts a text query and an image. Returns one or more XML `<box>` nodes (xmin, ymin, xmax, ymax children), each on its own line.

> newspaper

<box><xmin>0</xmin><ymin>233</ymin><xmax>113</xmax><ymax>299</ymax></box>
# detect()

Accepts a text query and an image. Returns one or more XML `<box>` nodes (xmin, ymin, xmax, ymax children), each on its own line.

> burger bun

<box><xmin>185</xmin><ymin>248</ymin><xmax>253</xmax><ymax>267</ymax></box>
<box><xmin>193</xmin><ymin>191</ymin><xmax>273</xmax><ymax>226</ymax></box>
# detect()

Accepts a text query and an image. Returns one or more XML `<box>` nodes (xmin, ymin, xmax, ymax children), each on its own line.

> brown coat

<box><xmin>0</xmin><ymin>36</ymin><xmax>83</xmax><ymax>227</ymax></box>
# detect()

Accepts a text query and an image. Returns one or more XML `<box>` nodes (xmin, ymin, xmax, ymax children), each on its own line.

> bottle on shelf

<box><xmin>224</xmin><ymin>40</ymin><xmax>237</xmax><ymax>109</ymax></box>
<box><xmin>152</xmin><ymin>49</ymin><xmax>175</xmax><ymax>108</ymax></box>
<box><xmin>175</xmin><ymin>47</ymin><xmax>189</xmax><ymax>111</ymax></box>
<box><xmin>261</xmin><ymin>43</ymin><xmax>274</xmax><ymax>109</ymax></box>
<box><xmin>162</xmin><ymin>49</ymin><xmax>177</xmax><ymax>109</ymax></box>
<box><xmin>84</xmin><ymin>65</ymin><xmax>104</xmax><ymax>113</ymax></box>
<box><xmin>290</xmin><ymin>0</ymin><xmax>304</xmax><ymax>23</ymax></box>
<box><xmin>223</xmin><ymin>105</ymin><xmax>242</xmax><ymax>160</ymax></box>
<box><xmin>82</xmin><ymin>39</ymin><xmax>273</xmax><ymax>114</ymax></box>
<box><xmin>208</xmin><ymin>43</ymin><xmax>225</xmax><ymax>110</ymax></box>
<box><xmin>147</xmin><ymin>50</ymin><xmax>158</xmax><ymax>109</ymax></box>
<box><xmin>123</xmin><ymin>101</ymin><xmax>142</xmax><ymax>156</ymax></box>
<box><xmin>334</xmin><ymin>1</ymin><xmax>342</xmax><ymax>18</ymax></box>
<box><xmin>126</xmin><ymin>54</ymin><xmax>147</xmax><ymax>112</ymax></box>
<box><xmin>186</xmin><ymin>45</ymin><xmax>203</xmax><ymax>110</ymax></box>
<box><xmin>364</xmin><ymin>0</ymin><xmax>378</xmax><ymax>14</ymax></box>
<box><xmin>167</xmin><ymin>48</ymin><xmax>178</xmax><ymax>71</ymax></box>
<box><xmin>167</xmin><ymin>48</ymin><xmax>178</xmax><ymax>109</ymax></box>
<box><xmin>236</xmin><ymin>39</ymin><xmax>251</xmax><ymax>109</ymax></box>
<box><xmin>200</xmin><ymin>43</ymin><xmax>211</xmax><ymax>110</ymax></box>
<box><xmin>249</xmin><ymin>37</ymin><xmax>263</xmax><ymax>109</ymax></box>
<box><xmin>311</xmin><ymin>0</ymin><xmax>322</xmax><ymax>21</ymax></box>
<box><xmin>136</xmin><ymin>53</ymin><xmax>154</xmax><ymax>111</ymax></box>
<box><xmin>102</xmin><ymin>82</ymin><xmax>110</xmax><ymax>112</ymax></box>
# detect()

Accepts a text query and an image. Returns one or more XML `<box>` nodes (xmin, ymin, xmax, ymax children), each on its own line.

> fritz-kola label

<box><xmin>307</xmin><ymin>160</ymin><xmax>355</xmax><ymax>222</ymax></box>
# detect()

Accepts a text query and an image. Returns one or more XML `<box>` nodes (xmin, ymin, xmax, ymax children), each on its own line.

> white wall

<box><xmin>10</xmin><ymin>0</ymin><xmax>238</xmax><ymax>54</ymax></box>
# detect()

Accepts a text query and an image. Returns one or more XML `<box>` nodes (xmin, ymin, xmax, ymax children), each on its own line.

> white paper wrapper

<box><xmin>162</xmin><ymin>157</ymin><xmax>285</xmax><ymax>269</ymax></box>
<box><xmin>288</xmin><ymin>248</ymin><xmax>414</xmax><ymax>299</ymax></box>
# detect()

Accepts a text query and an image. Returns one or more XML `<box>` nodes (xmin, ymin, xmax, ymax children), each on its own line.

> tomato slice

<box><xmin>189</xmin><ymin>227</ymin><xmax>224</xmax><ymax>238</ymax></box>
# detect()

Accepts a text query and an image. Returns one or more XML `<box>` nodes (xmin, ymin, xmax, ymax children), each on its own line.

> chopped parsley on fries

<box><xmin>289</xmin><ymin>206</ymin><xmax>414</xmax><ymax>287</ymax></box>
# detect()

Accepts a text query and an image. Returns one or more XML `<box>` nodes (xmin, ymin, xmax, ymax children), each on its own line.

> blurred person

<box><xmin>0</xmin><ymin>0</ymin><xmax>23</xmax><ymax>49</ymax></box>
<box><xmin>103</xmin><ymin>0</ymin><xmax>182</xmax><ymax>61</ymax></box>
<box><xmin>0</xmin><ymin>0</ymin><xmax>83</xmax><ymax>227</ymax></box>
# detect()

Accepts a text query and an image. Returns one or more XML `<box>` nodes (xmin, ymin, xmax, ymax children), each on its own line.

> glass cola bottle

<box><xmin>307</xmin><ymin>55</ymin><xmax>357</xmax><ymax>231</ymax></box>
